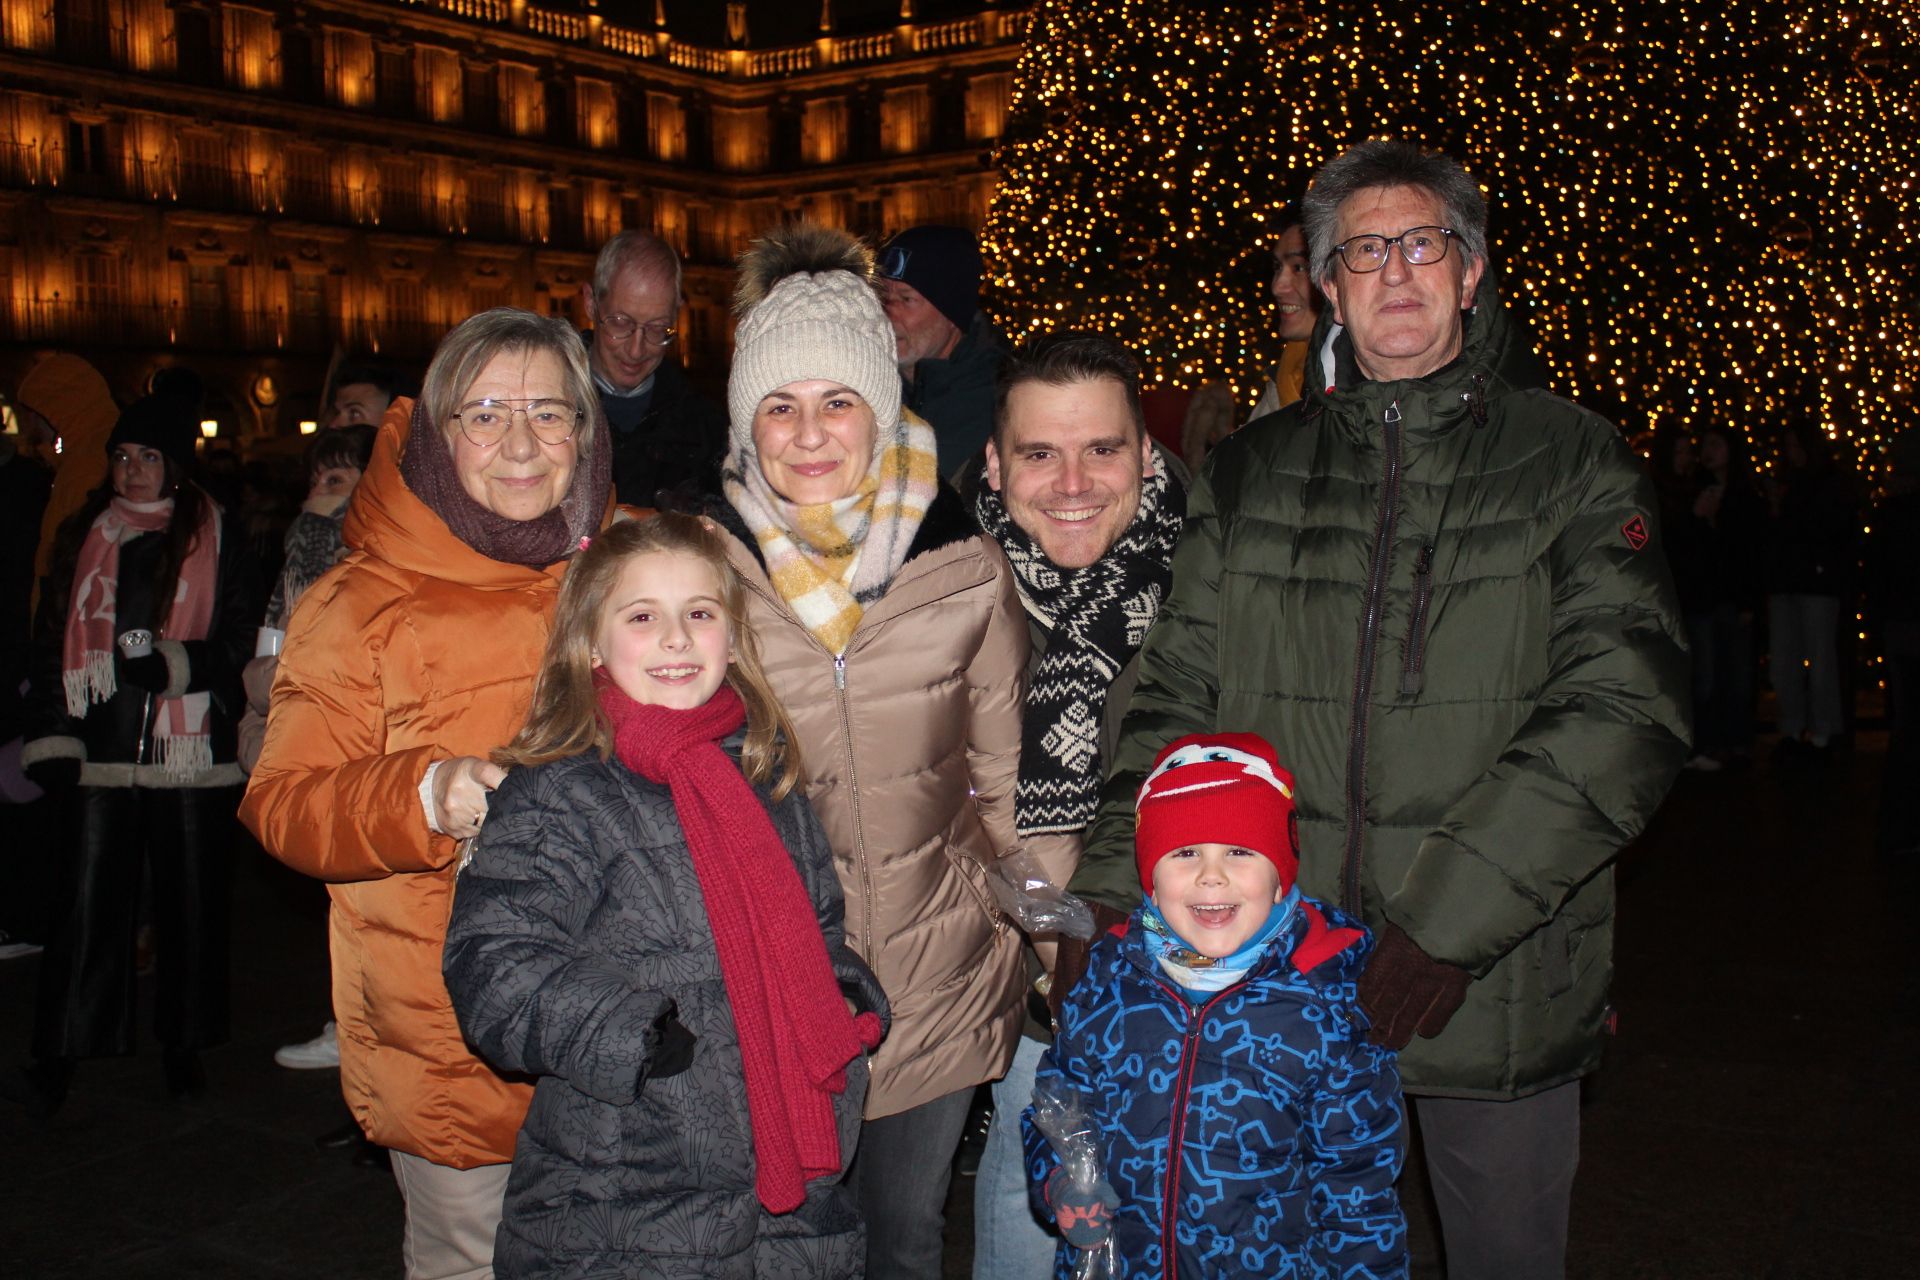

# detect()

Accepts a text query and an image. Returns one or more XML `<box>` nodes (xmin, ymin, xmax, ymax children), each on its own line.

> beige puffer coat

<box><xmin>715</xmin><ymin>488</ymin><xmax>1029</xmax><ymax>1119</ymax></box>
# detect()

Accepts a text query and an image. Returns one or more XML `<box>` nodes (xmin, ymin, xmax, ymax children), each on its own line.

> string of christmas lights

<box><xmin>981</xmin><ymin>0</ymin><xmax>1917</xmax><ymax>481</ymax></box>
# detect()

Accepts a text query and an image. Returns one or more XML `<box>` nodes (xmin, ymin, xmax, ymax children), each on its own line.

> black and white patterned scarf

<box><xmin>975</xmin><ymin>459</ymin><xmax>1185</xmax><ymax>836</ymax></box>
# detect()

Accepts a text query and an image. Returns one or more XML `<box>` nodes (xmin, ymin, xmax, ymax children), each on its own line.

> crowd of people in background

<box><xmin>0</xmin><ymin>135</ymin><xmax>1915</xmax><ymax>1280</ymax></box>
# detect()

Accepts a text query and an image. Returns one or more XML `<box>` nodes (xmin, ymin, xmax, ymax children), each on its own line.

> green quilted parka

<box><xmin>1075</xmin><ymin>280</ymin><xmax>1690</xmax><ymax>1098</ymax></box>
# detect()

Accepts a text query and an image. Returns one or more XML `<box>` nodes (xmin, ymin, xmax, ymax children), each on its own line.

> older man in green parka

<box><xmin>1071</xmin><ymin>140</ymin><xmax>1690</xmax><ymax>1280</ymax></box>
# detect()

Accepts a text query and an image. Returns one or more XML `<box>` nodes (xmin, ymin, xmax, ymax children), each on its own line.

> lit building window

<box><xmin>647</xmin><ymin>92</ymin><xmax>686</xmax><ymax>162</ymax></box>
<box><xmin>179</xmin><ymin>130</ymin><xmax>228</xmax><ymax>205</ymax></box>
<box><xmin>222</xmin><ymin>5</ymin><xmax>278</xmax><ymax>91</ymax></box>
<box><xmin>325</xmin><ymin>28</ymin><xmax>374</xmax><ymax>108</ymax></box>
<box><xmin>801</xmin><ymin>96</ymin><xmax>847</xmax><ymax>165</ymax></box>
<box><xmin>386</xmin><ymin>276</ymin><xmax>423</xmax><ymax>328</ymax></box>
<box><xmin>1</xmin><ymin>0</ymin><xmax>54</xmax><ymax>53</ymax></box>
<box><xmin>711</xmin><ymin>105</ymin><xmax>769</xmax><ymax>173</ymax></box>
<box><xmin>499</xmin><ymin>62</ymin><xmax>544</xmax><ymax>137</ymax></box>
<box><xmin>119</xmin><ymin>0</ymin><xmax>173</xmax><ymax>73</ymax></box>
<box><xmin>576</xmin><ymin>77</ymin><xmax>616</xmax><ymax>149</ymax></box>
<box><xmin>419</xmin><ymin>46</ymin><xmax>462</xmax><ymax>124</ymax></box>
<box><xmin>965</xmin><ymin>72</ymin><xmax>1009</xmax><ymax>142</ymax></box>
<box><xmin>880</xmin><ymin>85</ymin><xmax>930</xmax><ymax>155</ymax></box>
<box><xmin>884</xmin><ymin>183</ymin><xmax>928</xmax><ymax>230</ymax></box>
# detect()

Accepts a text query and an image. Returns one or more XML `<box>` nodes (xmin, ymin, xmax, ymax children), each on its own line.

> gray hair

<box><xmin>1301</xmin><ymin>141</ymin><xmax>1489</xmax><ymax>287</ymax></box>
<box><xmin>591</xmin><ymin>230</ymin><xmax>683</xmax><ymax>303</ymax></box>
<box><xmin>421</xmin><ymin>308</ymin><xmax>600</xmax><ymax>459</ymax></box>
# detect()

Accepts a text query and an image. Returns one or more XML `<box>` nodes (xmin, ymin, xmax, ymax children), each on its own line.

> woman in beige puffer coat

<box><xmin>707</xmin><ymin>223</ymin><xmax>1028</xmax><ymax>1279</ymax></box>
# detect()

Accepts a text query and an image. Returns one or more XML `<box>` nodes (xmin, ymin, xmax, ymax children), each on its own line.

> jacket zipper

<box><xmin>1152</xmin><ymin>980</ymin><xmax>1241</xmax><ymax>1280</ymax></box>
<box><xmin>1400</xmin><ymin>542</ymin><xmax>1436</xmax><ymax>696</ymax></box>
<box><xmin>1343</xmin><ymin>402</ymin><xmax>1403</xmax><ymax>915</ymax></box>
<box><xmin>832</xmin><ymin>651</ymin><xmax>875</xmax><ymax>952</ymax></box>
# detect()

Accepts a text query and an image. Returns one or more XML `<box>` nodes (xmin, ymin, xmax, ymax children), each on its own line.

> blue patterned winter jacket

<box><xmin>1022</xmin><ymin>898</ymin><xmax>1407</xmax><ymax>1280</ymax></box>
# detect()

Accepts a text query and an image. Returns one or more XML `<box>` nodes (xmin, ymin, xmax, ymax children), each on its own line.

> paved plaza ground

<box><xmin>3</xmin><ymin>731</ymin><xmax>1915</xmax><ymax>1278</ymax></box>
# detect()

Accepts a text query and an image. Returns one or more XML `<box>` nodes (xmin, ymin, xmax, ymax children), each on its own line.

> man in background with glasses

<box><xmin>1068</xmin><ymin>140</ymin><xmax>1689</xmax><ymax>1279</ymax></box>
<box><xmin>579</xmin><ymin>231</ymin><xmax>726</xmax><ymax>509</ymax></box>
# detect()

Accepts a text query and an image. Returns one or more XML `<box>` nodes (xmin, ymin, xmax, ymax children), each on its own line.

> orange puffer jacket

<box><xmin>240</xmin><ymin>401</ymin><xmax>567</xmax><ymax>1168</ymax></box>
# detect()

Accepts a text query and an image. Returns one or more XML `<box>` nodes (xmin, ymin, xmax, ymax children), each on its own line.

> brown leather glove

<box><xmin>1045</xmin><ymin>901</ymin><xmax>1130</xmax><ymax>1028</ymax></box>
<box><xmin>1357</xmin><ymin>922</ymin><xmax>1472</xmax><ymax>1050</ymax></box>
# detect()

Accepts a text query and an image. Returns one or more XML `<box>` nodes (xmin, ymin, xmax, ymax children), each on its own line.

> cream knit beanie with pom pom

<box><xmin>726</xmin><ymin>224</ymin><xmax>901</xmax><ymax>466</ymax></box>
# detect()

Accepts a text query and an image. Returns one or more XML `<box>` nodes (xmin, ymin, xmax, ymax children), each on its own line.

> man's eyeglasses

<box><xmin>449</xmin><ymin>399</ymin><xmax>582</xmax><ymax>447</ymax></box>
<box><xmin>596</xmin><ymin>312</ymin><xmax>677</xmax><ymax>347</ymax></box>
<box><xmin>1331</xmin><ymin>226</ymin><xmax>1458</xmax><ymax>274</ymax></box>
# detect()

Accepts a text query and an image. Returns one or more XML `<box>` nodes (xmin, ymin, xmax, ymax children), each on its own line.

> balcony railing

<box><xmin>0</xmin><ymin>296</ymin><xmax>452</xmax><ymax>360</ymax></box>
<box><xmin>7</xmin><ymin>2</ymin><xmax>1028</xmax><ymax>84</ymax></box>
<box><xmin>0</xmin><ymin>146</ymin><xmax>582</xmax><ymax>248</ymax></box>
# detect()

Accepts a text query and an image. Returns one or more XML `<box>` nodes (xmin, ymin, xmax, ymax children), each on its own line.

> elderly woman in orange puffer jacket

<box><xmin>241</xmin><ymin>308</ymin><xmax>611</xmax><ymax>1280</ymax></box>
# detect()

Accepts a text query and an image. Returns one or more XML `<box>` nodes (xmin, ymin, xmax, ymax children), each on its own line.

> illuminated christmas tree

<box><xmin>982</xmin><ymin>0</ymin><xmax>1917</xmax><ymax>475</ymax></box>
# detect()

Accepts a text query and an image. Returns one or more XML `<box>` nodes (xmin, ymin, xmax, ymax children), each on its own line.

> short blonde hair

<box><xmin>419</xmin><ymin>308</ymin><xmax>601</xmax><ymax>459</ymax></box>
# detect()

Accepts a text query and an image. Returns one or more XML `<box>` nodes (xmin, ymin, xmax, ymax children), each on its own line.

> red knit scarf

<box><xmin>598</xmin><ymin>677</ymin><xmax>882</xmax><ymax>1213</ymax></box>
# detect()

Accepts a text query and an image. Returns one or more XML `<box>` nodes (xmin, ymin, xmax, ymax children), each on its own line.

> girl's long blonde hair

<box><xmin>500</xmin><ymin>512</ymin><xmax>804</xmax><ymax>799</ymax></box>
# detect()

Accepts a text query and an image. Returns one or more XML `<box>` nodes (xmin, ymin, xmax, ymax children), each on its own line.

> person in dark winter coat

<box><xmin>879</xmin><ymin>225</ymin><xmax>1010</xmax><ymax>481</ymax></box>
<box><xmin>579</xmin><ymin>231</ymin><xmax>729</xmax><ymax>509</ymax></box>
<box><xmin>1069</xmin><ymin>141</ymin><xmax>1688</xmax><ymax>1280</ymax></box>
<box><xmin>1656</xmin><ymin>425</ymin><xmax>1765</xmax><ymax>768</ymax></box>
<box><xmin>444</xmin><ymin>514</ymin><xmax>889</xmax><ymax>1280</ymax></box>
<box><xmin>14</xmin><ymin>390</ymin><xmax>257</xmax><ymax>1110</ymax></box>
<box><xmin>1764</xmin><ymin>419</ymin><xmax>1860</xmax><ymax>756</ymax></box>
<box><xmin>1026</xmin><ymin>733</ymin><xmax>1404</xmax><ymax>1280</ymax></box>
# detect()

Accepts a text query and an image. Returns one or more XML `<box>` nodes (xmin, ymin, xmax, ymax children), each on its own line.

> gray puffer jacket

<box><xmin>444</xmin><ymin>741</ymin><xmax>889</xmax><ymax>1279</ymax></box>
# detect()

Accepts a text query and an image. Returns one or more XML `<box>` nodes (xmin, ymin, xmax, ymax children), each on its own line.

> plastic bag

<box><xmin>988</xmin><ymin>847</ymin><xmax>1096</xmax><ymax>939</ymax></box>
<box><xmin>1029</xmin><ymin>1075</ymin><xmax>1117</xmax><ymax>1280</ymax></box>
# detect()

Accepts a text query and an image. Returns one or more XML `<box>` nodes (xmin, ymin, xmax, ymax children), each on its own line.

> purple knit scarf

<box><xmin>400</xmin><ymin>399</ymin><xmax>611</xmax><ymax>566</ymax></box>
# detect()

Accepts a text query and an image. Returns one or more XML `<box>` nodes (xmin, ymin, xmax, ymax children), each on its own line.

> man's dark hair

<box><xmin>308</xmin><ymin>422</ymin><xmax>377</xmax><ymax>476</ymax></box>
<box><xmin>1272</xmin><ymin>201</ymin><xmax>1304</xmax><ymax>247</ymax></box>
<box><xmin>993</xmin><ymin>332</ymin><xmax>1145</xmax><ymax>446</ymax></box>
<box><xmin>332</xmin><ymin>362</ymin><xmax>407</xmax><ymax>400</ymax></box>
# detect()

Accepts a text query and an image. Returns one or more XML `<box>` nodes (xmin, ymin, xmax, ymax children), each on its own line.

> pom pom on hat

<box><xmin>726</xmin><ymin>224</ymin><xmax>901</xmax><ymax>466</ymax></box>
<box><xmin>1135</xmin><ymin>732</ymin><xmax>1299</xmax><ymax>893</ymax></box>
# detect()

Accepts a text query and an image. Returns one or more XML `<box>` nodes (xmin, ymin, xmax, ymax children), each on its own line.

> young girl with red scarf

<box><xmin>443</xmin><ymin>512</ymin><xmax>888</xmax><ymax>1279</ymax></box>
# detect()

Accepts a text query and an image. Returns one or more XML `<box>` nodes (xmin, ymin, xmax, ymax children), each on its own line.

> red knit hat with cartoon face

<box><xmin>1134</xmin><ymin>732</ymin><xmax>1299</xmax><ymax>892</ymax></box>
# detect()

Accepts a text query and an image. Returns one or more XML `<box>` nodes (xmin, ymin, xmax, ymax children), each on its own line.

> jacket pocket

<box><xmin>1539</xmin><ymin>916</ymin><xmax>1574</xmax><ymax>997</ymax></box>
<box><xmin>941</xmin><ymin>842</ymin><xmax>1008</xmax><ymax>933</ymax></box>
<box><xmin>1400</xmin><ymin>543</ymin><xmax>1436</xmax><ymax>696</ymax></box>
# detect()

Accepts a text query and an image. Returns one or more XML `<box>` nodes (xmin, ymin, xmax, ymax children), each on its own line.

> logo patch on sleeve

<box><xmin>1621</xmin><ymin>515</ymin><xmax>1649</xmax><ymax>551</ymax></box>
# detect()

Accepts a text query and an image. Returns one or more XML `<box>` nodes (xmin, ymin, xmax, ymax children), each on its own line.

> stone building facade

<box><xmin>0</xmin><ymin>0</ymin><xmax>1026</xmax><ymax>441</ymax></box>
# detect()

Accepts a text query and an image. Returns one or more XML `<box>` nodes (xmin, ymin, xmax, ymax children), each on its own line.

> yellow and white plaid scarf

<box><xmin>725</xmin><ymin>411</ymin><xmax>939</xmax><ymax>655</ymax></box>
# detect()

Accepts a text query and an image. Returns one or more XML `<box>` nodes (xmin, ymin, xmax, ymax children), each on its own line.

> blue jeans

<box><xmin>973</xmin><ymin>1035</ymin><xmax>1061</xmax><ymax>1279</ymax></box>
<box><xmin>849</xmin><ymin>1085</ymin><xmax>974</xmax><ymax>1280</ymax></box>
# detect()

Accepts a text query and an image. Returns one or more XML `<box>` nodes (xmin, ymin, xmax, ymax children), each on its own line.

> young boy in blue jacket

<box><xmin>1023</xmin><ymin>732</ymin><xmax>1407</xmax><ymax>1280</ymax></box>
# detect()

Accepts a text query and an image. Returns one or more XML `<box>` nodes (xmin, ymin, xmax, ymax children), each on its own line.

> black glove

<box><xmin>644</xmin><ymin>1003</ymin><xmax>697</xmax><ymax>1083</ymax></box>
<box><xmin>1356</xmin><ymin>922</ymin><xmax>1472</xmax><ymax>1051</ymax></box>
<box><xmin>25</xmin><ymin>756</ymin><xmax>82</xmax><ymax>793</ymax></box>
<box><xmin>117</xmin><ymin>650</ymin><xmax>171</xmax><ymax>694</ymax></box>
<box><xmin>1046</xmin><ymin>901</ymin><xmax>1130</xmax><ymax>1029</ymax></box>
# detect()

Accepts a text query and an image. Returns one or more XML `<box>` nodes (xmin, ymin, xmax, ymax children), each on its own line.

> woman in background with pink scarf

<box><xmin>12</xmin><ymin>390</ymin><xmax>257</xmax><ymax>1112</ymax></box>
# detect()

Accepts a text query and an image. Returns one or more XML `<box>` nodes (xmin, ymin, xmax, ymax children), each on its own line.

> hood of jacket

<box><xmin>24</xmin><ymin>353</ymin><xmax>118</xmax><ymax>587</ymax></box>
<box><xmin>344</xmin><ymin>398</ymin><xmax>571</xmax><ymax>590</ymax></box>
<box><xmin>17</xmin><ymin>352</ymin><xmax>118</xmax><ymax>454</ymax></box>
